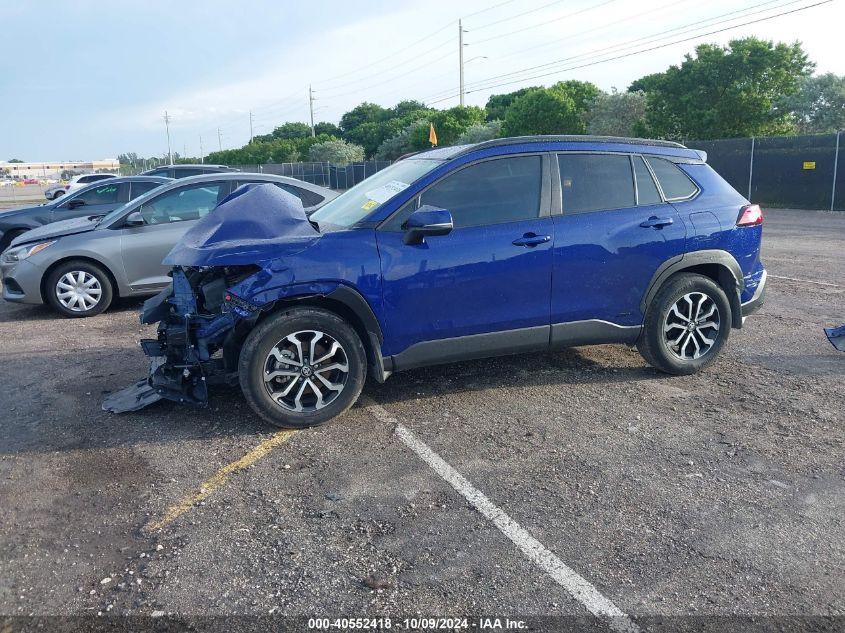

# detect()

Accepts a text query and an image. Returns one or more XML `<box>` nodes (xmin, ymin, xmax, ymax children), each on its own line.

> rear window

<box><xmin>275</xmin><ymin>183</ymin><xmax>324</xmax><ymax>208</ymax></box>
<box><xmin>645</xmin><ymin>157</ymin><xmax>698</xmax><ymax>200</ymax></box>
<box><xmin>557</xmin><ymin>153</ymin><xmax>635</xmax><ymax>214</ymax></box>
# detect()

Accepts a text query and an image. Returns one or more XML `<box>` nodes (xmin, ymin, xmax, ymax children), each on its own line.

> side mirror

<box><xmin>124</xmin><ymin>211</ymin><xmax>145</xmax><ymax>227</ymax></box>
<box><xmin>66</xmin><ymin>198</ymin><xmax>85</xmax><ymax>209</ymax></box>
<box><xmin>403</xmin><ymin>206</ymin><xmax>453</xmax><ymax>245</ymax></box>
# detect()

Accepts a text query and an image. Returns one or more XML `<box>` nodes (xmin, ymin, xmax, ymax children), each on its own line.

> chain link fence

<box><xmin>689</xmin><ymin>132</ymin><xmax>843</xmax><ymax>211</ymax></box>
<box><xmin>231</xmin><ymin>161</ymin><xmax>393</xmax><ymax>190</ymax></box>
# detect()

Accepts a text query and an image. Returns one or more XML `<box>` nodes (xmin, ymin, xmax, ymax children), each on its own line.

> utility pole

<box><xmin>217</xmin><ymin>127</ymin><xmax>223</xmax><ymax>152</ymax></box>
<box><xmin>164</xmin><ymin>110</ymin><xmax>173</xmax><ymax>165</ymax></box>
<box><xmin>199</xmin><ymin>135</ymin><xmax>204</xmax><ymax>164</ymax></box>
<box><xmin>458</xmin><ymin>20</ymin><xmax>465</xmax><ymax>107</ymax></box>
<box><xmin>308</xmin><ymin>85</ymin><xmax>316</xmax><ymax>137</ymax></box>
<box><xmin>249</xmin><ymin>110</ymin><xmax>254</xmax><ymax>143</ymax></box>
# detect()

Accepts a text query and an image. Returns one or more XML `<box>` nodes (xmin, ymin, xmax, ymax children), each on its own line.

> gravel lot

<box><xmin>0</xmin><ymin>208</ymin><xmax>842</xmax><ymax>630</ymax></box>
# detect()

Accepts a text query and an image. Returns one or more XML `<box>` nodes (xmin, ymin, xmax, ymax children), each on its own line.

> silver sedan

<box><xmin>1</xmin><ymin>173</ymin><xmax>337</xmax><ymax>317</ymax></box>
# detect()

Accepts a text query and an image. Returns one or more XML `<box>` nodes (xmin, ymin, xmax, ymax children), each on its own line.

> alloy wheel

<box><xmin>55</xmin><ymin>271</ymin><xmax>102</xmax><ymax>312</ymax></box>
<box><xmin>262</xmin><ymin>330</ymin><xmax>350</xmax><ymax>412</ymax></box>
<box><xmin>663</xmin><ymin>292</ymin><xmax>721</xmax><ymax>361</ymax></box>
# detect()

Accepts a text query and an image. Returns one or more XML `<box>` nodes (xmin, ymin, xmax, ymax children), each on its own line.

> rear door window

<box><xmin>129</xmin><ymin>180</ymin><xmax>164</xmax><ymax>200</ymax></box>
<box><xmin>557</xmin><ymin>154</ymin><xmax>635</xmax><ymax>214</ymax></box>
<box><xmin>73</xmin><ymin>182</ymin><xmax>127</xmax><ymax>205</ymax></box>
<box><xmin>645</xmin><ymin>157</ymin><xmax>698</xmax><ymax>200</ymax></box>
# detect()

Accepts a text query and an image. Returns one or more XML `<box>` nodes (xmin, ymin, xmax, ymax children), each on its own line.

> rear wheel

<box><xmin>45</xmin><ymin>260</ymin><xmax>113</xmax><ymax>318</ymax></box>
<box><xmin>637</xmin><ymin>273</ymin><xmax>731</xmax><ymax>375</ymax></box>
<box><xmin>238</xmin><ymin>307</ymin><xmax>367</xmax><ymax>428</ymax></box>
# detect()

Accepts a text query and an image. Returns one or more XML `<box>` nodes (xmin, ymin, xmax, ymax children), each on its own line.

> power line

<box><xmin>469</xmin><ymin>0</ymin><xmax>620</xmax><ymax>47</ymax></box>
<box><xmin>462</xmin><ymin>0</ymin><xmax>520</xmax><ymax>19</ymax></box>
<box><xmin>456</xmin><ymin>0</ymin><xmax>797</xmax><ymax>94</ymax></box>
<box><xmin>426</xmin><ymin>0</ymin><xmax>832</xmax><ymax>104</ymax></box>
<box><xmin>468</xmin><ymin>0</ymin><xmax>568</xmax><ymax>30</ymax></box>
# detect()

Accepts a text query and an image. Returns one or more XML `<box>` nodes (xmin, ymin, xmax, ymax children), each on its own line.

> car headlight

<box><xmin>2</xmin><ymin>240</ymin><xmax>55</xmax><ymax>263</ymax></box>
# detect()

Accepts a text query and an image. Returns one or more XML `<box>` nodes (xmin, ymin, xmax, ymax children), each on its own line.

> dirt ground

<box><xmin>0</xmin><ymin>208</ymin><xmax>842</xmax><ymax>630</ymax></box>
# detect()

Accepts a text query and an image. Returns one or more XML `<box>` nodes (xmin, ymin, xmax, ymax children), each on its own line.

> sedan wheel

<box><xmin>45</xmin><ymin>260</ymin><xmax>114</xmax><ymax>318</ymax></box>
<box><xmin>55</xmin><ymin>270</ymin><xmax>103</xmax><ymax>312</ymax></box>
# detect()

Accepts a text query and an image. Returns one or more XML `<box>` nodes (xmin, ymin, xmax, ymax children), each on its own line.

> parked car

<box><xmin>102</xmin><ymin>135</ymin><xmax>767</xmax><ymax>429</ymax></box>
<box><xmin>45</xmin><ymin>173</ymin><xmax>117</xmax><ymax>200</ymax></box>
<box><xmin>140</xmin><ymin>164</ymin><xmax>237</xmax><ymax>178</ymax></box>
<box><xmin>23</xmin><ymin>178</ymin><xmax>40</xmax><ymax>185</ymax></box>
<box><xmin>0</xmin><ymin>175</ymin><xmax>171</xmax><ymax>252</ymax></box>
<box><xmin>1</xmin><ymin>173</ymin><xmax>336</xmax><ymax>317</ymax></box>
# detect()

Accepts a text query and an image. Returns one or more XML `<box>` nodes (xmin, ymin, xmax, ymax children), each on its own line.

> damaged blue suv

<box><xmin>106</xmin><ymin>136</ymin><xmax>766</xmax><ymax>428</ymax></box>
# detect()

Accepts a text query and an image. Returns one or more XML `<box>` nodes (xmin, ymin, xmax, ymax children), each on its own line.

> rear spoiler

<box><xmin>692</xmin><ymin>149</ymin><xmax>708</xmax><ymax>162</ymax></box>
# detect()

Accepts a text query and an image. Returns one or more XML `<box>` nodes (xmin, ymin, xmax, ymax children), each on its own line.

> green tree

<box><xmin>585</xmin><ymin>89</ymin><xmax>647</xmax><ymax>137</ymax></box>
<box><xmin>314</xmin><ymin>121</ymin><xmax>342</xmax><ymax>137</ymax></box>
<box><xmin>8</xmin><ymin>158</ymin><xmax>23</xmax><ymax>163</ymax></box>
<box><xmin>485</xmin><ymin>87</ymin><xmax>537</xmax><ymax>121</ymax></box>
<box><xmin>779</xmin><ymin>73</ymin><xmax>845</xmax><ymax>134</ymax></box>
<box><xmin>339</xmin><ymin>102</ymin><xmax>389</xmax><ymax>134</ymax></box>
<box><xmin>550</xmin><ymin>80</ymin><xmax>601</xmax><ymax>114</ymax></box>
<box><xmin>502</xmin><ymin>88</ymin><xmax>582</xmax><ymax>136</ymax></box>
<box><xmin>270</xmin><ymin>121</ymin><xmax>312</xmax><ymax>140</ymax></box>
<box><xmin>308</xmin><ymin>139</ymin><xmax>365</xmax><ymax>165</ymax></box>
<box><xmin>456</xmin><ymin>120</ymin><xmax>503</xmax><ymax>144</ymax></box>
<box><xmin>375</xmin><ymin>121</ymin><xmax>428</xmax><ymax>160</ymax></box>
<box><xmin>630</xmin><ymin>37</ymin><xmax>813</xmax><ymax>139</ymax></box>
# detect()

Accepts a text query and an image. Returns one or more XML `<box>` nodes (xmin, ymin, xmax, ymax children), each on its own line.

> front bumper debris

<box><xmin>102</xmin><ymin>266</ymin><xmax>258</xmax><ymax>414</ymax></box>
<box><xmin>825</xmin><ymin>324</ymin><xmax>845</xmax><ymax>351</ymax></box>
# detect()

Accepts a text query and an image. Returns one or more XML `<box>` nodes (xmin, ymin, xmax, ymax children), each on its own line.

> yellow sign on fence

<box><xmin>803</xmin><ymin>161</ymin><xmax>816</xmax><ymax>170</ymax></box>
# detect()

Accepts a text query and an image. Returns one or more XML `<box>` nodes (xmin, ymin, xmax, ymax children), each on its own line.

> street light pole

<box><xmin>308</xmin><ymin>85</ymin><xmax>316</xmax><ymax>137</ymax></box>
<box><xmin>217</xmin><ymin>127</ymin><xmax>223</xmax><ymax>152</ymax></box>
<box><xmin>164</xmin><ymin>110</ymin><xmax>173</xmax><ymax>165</ymax></box>
<box><xmin>458</xmin><ymin>20</ymin><xmax>465</xmax><ymax>107</ymax></box>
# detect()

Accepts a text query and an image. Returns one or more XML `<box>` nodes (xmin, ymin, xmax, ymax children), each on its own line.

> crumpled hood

<box><xmin>163</xmin><ymin>183</ymin><xmax>321</xmax><ymax>267</ymax></box>
<box><xmin>9</xmin><ymin>215</ymin><xmax>100</xmax><ymax>247</ymax></box>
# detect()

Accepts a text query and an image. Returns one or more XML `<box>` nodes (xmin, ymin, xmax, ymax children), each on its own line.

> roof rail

<box><xmin>459</xmin><ymin>135</ymin><xmax>687</xmax><ymax>156</ymax></box>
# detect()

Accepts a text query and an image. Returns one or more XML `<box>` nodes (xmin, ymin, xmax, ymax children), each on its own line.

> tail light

<box><xmin>737</xmin><ymin>204</ymin><xmax>763</xmax><ymax>226</ymax></box>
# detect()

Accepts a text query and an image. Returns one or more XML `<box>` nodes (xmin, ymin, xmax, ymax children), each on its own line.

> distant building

<box><xmin>0</xmin><ymin>159</ymin><xmax>120</xmax><ymax>179</ymax></box>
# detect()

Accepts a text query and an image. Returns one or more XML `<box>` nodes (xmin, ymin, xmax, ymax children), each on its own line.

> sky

<box><xmin>1</xmin><ymin>0</ymin><xmax>842</xmax><ymax>161</ymax></box>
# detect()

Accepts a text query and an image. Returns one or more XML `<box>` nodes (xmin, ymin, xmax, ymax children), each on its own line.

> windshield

<box><xmin>310</xmin><ymin>159</ymin><xmax>442</xmax><ymax>230</ymax></box>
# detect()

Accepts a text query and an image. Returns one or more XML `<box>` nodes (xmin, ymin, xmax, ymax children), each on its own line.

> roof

<box><xmin>151</xmin><ymin>171</ymin><xmax>334</xmax><ymax>195</ymax></box>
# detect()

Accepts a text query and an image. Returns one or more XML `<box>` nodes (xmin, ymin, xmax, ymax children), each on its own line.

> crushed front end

<box><xmin>102</xmin><ymin>265</ymin><xmax>261</xmax><ymax>412</ymax></box>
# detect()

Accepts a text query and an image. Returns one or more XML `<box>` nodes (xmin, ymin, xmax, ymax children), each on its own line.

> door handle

<box><xmin>512</xmin><ymin>232</ymin><xmax>551</xmax><ymax>247</ymax></box>
<box><xmin>640</xmin><ymin>216</ymin><xmax>674</xmax><ymax>228</ymax></box>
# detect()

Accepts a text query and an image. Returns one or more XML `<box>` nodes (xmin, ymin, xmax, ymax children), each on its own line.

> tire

<box><xmin>637</xmin><ymin>272</ymin><xmax>731</xmax><ymax>375</ymax></box>
<box><xmin>238</xmin><ymin>307</ymin><xmax>367</xmax><ymax>428</ymax></box>
<box><xmin>54</xmin><ymin>190</ymin><xmax>65</xmax><ymax>199</ymax></box>
<box><xmin>45</xmin><ymin>260</ymin><xmax>114</xmax><ymax>318</ymax></box>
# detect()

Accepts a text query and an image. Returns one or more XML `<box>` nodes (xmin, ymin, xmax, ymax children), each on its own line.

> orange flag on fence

<box><xmin>429</xmin><ymin>122</ymin><xmax>438</xmax><ymax>146</ymax></box>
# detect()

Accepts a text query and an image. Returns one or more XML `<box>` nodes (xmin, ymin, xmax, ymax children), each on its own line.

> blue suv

<box><xmin>106</xmin><ymin>136</ymin><xmax>766</xmax><ymax>428</ymax></box>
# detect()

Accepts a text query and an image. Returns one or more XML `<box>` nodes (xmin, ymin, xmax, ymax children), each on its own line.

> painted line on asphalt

<box><xmin>365</xmin><ymin>401</ymin><xmax>639</xmax><ymax>633</ymax></box>
<box><xmin>769</xmin><ymin>274</ymin><xmax>839</xmax><ymax>287</ymax></box>
<box><xmin>144</xmin><ymin>429</ymin><xmax>297</xmax><ymax>532</ymax></box>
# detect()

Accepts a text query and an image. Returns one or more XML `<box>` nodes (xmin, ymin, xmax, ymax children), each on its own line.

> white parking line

<box><xmin>769</xmin><ymin>274</ymin><xmax>839</xmax><ymax>287</ymax></box>
<box><xmin>366</xmin><ymin>402</ymin><xmax>639</xmax><ymax>633</ymax></box>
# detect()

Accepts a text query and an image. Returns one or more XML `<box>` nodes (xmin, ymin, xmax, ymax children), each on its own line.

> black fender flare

<box><xmin>641</xmin><ymin>249</ymin><xmax>744</xmax><ymax>329</ymax></box>
<box><xmin>265</xmin><ymin>284</ymin><xmax>390</xmax><ymax>382</ymax></box>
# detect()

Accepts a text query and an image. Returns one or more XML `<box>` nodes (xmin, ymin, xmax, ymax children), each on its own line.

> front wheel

<box><xmin>45</xmin><ymin>260</ymin><xmax>114</xmax><ymax>318</ymax></box>
<box><xmin>238</xmin><ymin>307</ymin><xmax>367</xmax><ymax>428</ymax></box>
<box><xmin>637</xmin><ymin>273</ymin><xmax>731</xmax><ymax>375</ymax></box>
